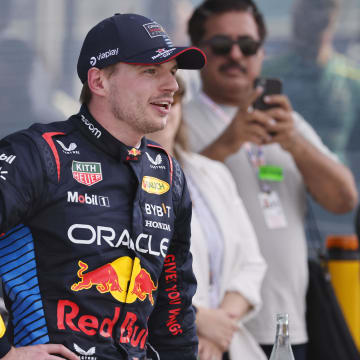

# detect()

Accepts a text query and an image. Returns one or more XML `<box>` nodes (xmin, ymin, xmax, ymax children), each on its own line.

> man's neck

<box><xmin>88</xmin><ymin>101</ymin><xmax>142</xmax><ymax>147</ymax></box>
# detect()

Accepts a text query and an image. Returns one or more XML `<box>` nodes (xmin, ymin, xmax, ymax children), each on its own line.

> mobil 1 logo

<box><xmin>67</xmin><ymin>191</ymin><xmax>110</xmax><ymax>207</ymax></box>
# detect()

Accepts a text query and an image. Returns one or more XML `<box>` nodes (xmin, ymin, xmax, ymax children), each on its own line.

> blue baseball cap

<box><xmin>77</xmin><ymin>13</ymin><xmax>207</xmax><ymax>83</ymax></box>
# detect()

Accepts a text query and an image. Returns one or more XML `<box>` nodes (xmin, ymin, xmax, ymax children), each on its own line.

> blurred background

<box><xmin>1</xmin><ymin>0</ymin><xmax>360</xmax><ymax>242</ymax></box>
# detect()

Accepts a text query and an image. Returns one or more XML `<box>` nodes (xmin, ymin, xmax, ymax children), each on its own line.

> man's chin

<box><xmin>146</xmin><ymin>117</ymin><xmax>167</xmax><ymax>134</ymax></box>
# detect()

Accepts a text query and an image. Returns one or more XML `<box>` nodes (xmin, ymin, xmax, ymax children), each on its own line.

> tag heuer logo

<box><xmin>72</xmin><ymin>161</ymin><xmax>102</xmax><ymax>186</ymax></box>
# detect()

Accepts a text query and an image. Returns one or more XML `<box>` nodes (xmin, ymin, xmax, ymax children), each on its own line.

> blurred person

<box><xmin>262</xmin><ymin>0</ymin><xmax>360</xmax><ymax>161</ymax></box>
<box><xmin>183</xmin><ymin>1</ymin><xmax>358</xmax><ymax>359</ymax></box>
<box><xmin>148</xmin><ymin>76</ymin><xmax>267</xmax><ymax>360</ymax></box>
<box><xmin>262</xmin><ymin>0</ymin><xmax>360</xmax><ymax>242</ymax></box>
<box><xmin>0</xmin><ymin>0</ymin><xmax>63</xmax><ymax>139</ymax></box>
<box><xmin>0</xmin><ymin>13</ymin><xmax>206</xmax><ymax>360</ymax></box>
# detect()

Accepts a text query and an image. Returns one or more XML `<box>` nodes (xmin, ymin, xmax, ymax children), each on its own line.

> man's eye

<box><xmin>145</xmin><ymin>68</ymin><xmax>156</xmax><ymax>74</ymax></box>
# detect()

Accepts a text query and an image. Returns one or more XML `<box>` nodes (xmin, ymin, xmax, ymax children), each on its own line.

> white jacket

<box><xmin>179</xmin><ymin>150</ymin><xmax>267</xmax><ymax>360</ymax></box>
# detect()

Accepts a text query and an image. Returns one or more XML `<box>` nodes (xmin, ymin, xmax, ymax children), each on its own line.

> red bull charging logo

<box><xmin>71</xmin><ymin>257</ymin><xmax>157</xmax><ymax>305</ymax></box>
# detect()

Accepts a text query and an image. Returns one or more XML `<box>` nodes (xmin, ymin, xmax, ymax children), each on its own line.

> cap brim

<box><xmin>124</xmin><ymin>46</ymin><xmax>207</xmax><ymax>70</ymax></box>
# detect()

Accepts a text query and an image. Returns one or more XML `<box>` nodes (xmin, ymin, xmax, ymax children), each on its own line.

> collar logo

<box><xmin>81</xmin><ymin>115</ymin><xmax>102</xmax><ymax>139</ymax></box>
<box><xmin>145</xmin><ymin>152</ymin><xmax>166</xmax><ymax>170</ymax></box>
<box><xmin>142</xmin><ymin>176</ymin><xmax>169</xmax><ymax>195</ymax></box>
<box><xmin>126</xmin><ymin>148</ymin><xmax>141</xmax><ymax>161</ymax></box>
<box><xmin>56</xmin><ymin>140</ymin><xmax>80</xmax><ymax>155</ymax></box>
<box><xmin>72</xmin><ymin>161</ymin><xmax>102</xmax><ymax>186</ymax></box>
<box><xmin>145</xmin><ymin>152</ymin><xmax>162</xmax><ymax>165</ymax></box>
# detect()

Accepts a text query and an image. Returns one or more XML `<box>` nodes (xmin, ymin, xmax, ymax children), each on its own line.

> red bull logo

<box><xmin>126</xmin><ymin>148</ymin><xmax>141</xmax><ymax>161</ymax></box>
<box><xmin>131</xmin><ymin>268</ymin><xmax>157</xmax><ymax>305</ymax></box>
<box><xmin>71</xmin><ymin>257</ymin><xmax>157</xmax><ymax>305</ymax></box>
<box><xmin>71</xmin><ymin>261</ymin><xmax>123</xmax><ymax>293</ymax></box>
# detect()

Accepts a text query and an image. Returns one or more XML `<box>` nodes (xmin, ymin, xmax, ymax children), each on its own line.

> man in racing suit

<box><xmin>0</xmin><ymin>13</ymin><xmax>206</xmax><ymax>360</ymax></box>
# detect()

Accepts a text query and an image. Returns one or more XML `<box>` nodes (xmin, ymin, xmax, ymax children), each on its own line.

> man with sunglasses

<box><xmin>183</xmin><ymin>1</ymin><xmax>358</xmax><ymax>359</ymax></box>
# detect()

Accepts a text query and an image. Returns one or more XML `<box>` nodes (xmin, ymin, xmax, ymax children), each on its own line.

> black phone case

<box><xmin>253</xmin><ymin>78</ymin><xmax>282</xmax><ymax>110</ymax></box>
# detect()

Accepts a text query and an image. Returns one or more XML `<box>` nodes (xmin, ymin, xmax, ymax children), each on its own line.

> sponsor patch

<box><xmin>81</xmin><ymin>115</ymin><xmax>102</xmax><ymax>138</ymax></box>
<box><xmin>56</xmin><ymin>140</ymin><xmax>80</xmax><ymax>155</ymax></box>
<box><xmin>71</xmin><ymin>256</ymin><xmax>157</xmax><ymax>305</ymax></box>
<box><xmin>67</xmin><ymin>191</ymin><xmax>110</xmax><ymax>207</ymax></box>
<box><xmin>74</xmin><ymin>343</ymin><xmax>97</xmax><ymax>360</ymax></box>
<box><xmin>143</xmin><ymin>22</ymin><xmax>167</xmax><ymax>38</ymax></box>
<box><xmin>72</xmin><ymin>161</ymin><xmax>102</xmax><ymax>186</ymax></box>
<box><xmin>90</xmin><ymin>48</ymin><xmax>119</xmax><ymax>67</ymax></box>
<box><xmin>151</xmin><ymin>47</ymin><xmax>177</xmax><ymax>60</ymax></box>
<box><xmin>67</xmin><ymin>224</ymin><xmax>169</xmax><ymax>257</ymax></box>
<box><xmin>144</xmin><ymin>203</ymin><xmax>171</xmax><ymax>218</ymax></box>
<box><xmin>145</xmin><ymin>219</ymin><xmax>171</xmax><ymax>232</ymax></box>
<box><xmin>145</xmin><ymin>152</ymin><xmax>165</xmax><ymax>169</ymax></box>
<box><xmin>142</xmin><ymin>176</ymin><xmax>169</xmax><ymax>195</ymax></box>
<box><xmin>126</xmin><ymin>148</ymin><xmax>141</xmax><ymax>161</ymax></box>
<box><xmin>0</xmin><ymin>167</ymin><xmax>8</xmax><ymax>181</ymax></box>
<box><xmin>0</xmin><ymin>153</ymin><xmax>16</xmax><ymax>164</ymax></box>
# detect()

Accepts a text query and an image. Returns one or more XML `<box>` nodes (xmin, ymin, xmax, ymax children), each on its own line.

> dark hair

<box><xmin>188</xmin><ymin>0</ymin><xmax>267</xmax><ymax>45</ymax></box>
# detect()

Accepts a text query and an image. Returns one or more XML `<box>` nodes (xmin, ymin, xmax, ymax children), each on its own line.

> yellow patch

<box><xmin>142</xmin><ymin>176</ymin><xmax>170</xmax><ymax>195</ymax></box>
<box><xmin>0</xmin><ymin>315</ymin><xmax>6</xmax><ymax>338</ymax></box>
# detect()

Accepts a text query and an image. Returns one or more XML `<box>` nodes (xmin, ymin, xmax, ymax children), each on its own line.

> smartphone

<box><xmin>253</xmin><ymin>78</ymin><xmax>282</xmax><ymax>111</ymax></box>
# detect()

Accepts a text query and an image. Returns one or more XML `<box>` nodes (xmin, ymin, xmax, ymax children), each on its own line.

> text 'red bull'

<box><xmin>57</xmin><ymin>300</ymin><xmax>148</xmax><ymax>349</ymax></box>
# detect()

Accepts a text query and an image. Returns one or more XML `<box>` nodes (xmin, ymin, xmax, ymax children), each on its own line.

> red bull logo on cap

<box><xmin>71</xmin><ymin>257</ymin><xmax>157</xmax><ymax>305</ymax></box>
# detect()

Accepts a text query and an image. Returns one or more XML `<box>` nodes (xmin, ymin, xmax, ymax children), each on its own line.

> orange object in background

<box><xmin>326</xmin><ymin>235</ymin><xmax>360</xmax><ymax>351</ymax></box>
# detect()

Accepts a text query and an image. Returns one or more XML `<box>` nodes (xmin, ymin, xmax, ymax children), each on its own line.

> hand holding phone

<box><xmin>253</xmin><ymin>77</ymin><xmax>282</xmax><ymax>111</ymax></box>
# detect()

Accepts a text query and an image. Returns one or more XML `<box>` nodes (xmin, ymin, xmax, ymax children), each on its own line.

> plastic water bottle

<box><xmin>269</xmin><ymin>313</ymin><xmax>295</xmax><ymax>360</ymax></box>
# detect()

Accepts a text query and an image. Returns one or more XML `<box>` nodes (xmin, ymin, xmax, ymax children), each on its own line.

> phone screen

<box><xmin>253</xmin><ymin>78</ymin><xmax>282</xmax><ymax>111</ymax></box>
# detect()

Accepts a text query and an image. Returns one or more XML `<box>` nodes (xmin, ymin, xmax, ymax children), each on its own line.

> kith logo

<box><xmin>56</xmin><ymin>140</ymin><xmax>80</xmax><ymax>155</ymax></box>
<box><xmin>67</xmin><ymin>191</ymin><xmax>110</xmax><ymax>207</ymax></box>
<box><xmin>74</xmin><ymin>343</ymin><xmax>97</xmax><ymax>360</ymax></box>
<box><xmin>0</xmin><ymin>153</ymin><xmax>16</xmax><ymax>164</ymax></box>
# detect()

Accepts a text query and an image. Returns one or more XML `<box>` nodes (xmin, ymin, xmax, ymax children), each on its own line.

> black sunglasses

<box><xmin>201</xmin><ymin>35</ymin><xmax>261</xmax><ymax>56</ymax></box>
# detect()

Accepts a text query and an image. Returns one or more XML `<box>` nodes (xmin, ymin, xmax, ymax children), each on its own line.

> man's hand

<box><xmin>196</xmin><ymin>307</ymin><xmax>238</xmax><ymax>351</ymax></box>
<box><xmin>198</xmin><ymin>336</ymin><xmax>223</xmax><ymax>360</ymax></box>
<box><xmin>2</xmin><ymin>344</ymin><xmax>79</xmax><ymax>360</ymax></box>
<box><xmin>201</xmin><ymin>86</ymin><xmax>278</xmax><ymax>161</ymax></box>
<box><xmin>262</xmin><ymin>94</ymin><xmax>300</xmax><ymax>151</ymax></box>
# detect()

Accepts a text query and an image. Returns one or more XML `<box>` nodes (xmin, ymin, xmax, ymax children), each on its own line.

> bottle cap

<box><xmin>276</xmin><ymin>313</ymin><xmax>289</xmax><ymax>324</ymax></box>
<box><xmin>326</xmin><ymin>235</ymin><xmax>359</xmax><ymax>251</ymax></box>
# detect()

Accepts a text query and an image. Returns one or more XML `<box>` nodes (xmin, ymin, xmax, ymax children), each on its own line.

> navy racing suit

<box><xmin>0</xmin><ymin>105</ymin><xmax>197</xmax><ymax>360</ymax></box>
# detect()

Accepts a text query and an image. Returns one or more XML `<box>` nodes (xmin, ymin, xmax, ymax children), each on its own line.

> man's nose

<box><xmin>228</xmin><ymin>42</ymin><xmax>244</xmax><ymax>60</ymax></box>
<box><xmin>162</xmin><ymin>73</ymin><xmax>179</xmax><ymax>94</ymax></box>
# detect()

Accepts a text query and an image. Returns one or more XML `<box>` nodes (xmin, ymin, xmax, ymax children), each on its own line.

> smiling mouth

<box><xmin>150</xmin><ymin>101</ymin><xmax>171</xmax><ymax>110</ymax></box>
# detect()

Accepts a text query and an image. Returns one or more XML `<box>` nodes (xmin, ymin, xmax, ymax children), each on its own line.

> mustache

<box><xmin>219</xmin><ymin>61</ymin><xmax>247</xmax><ymax>73</ymax></box>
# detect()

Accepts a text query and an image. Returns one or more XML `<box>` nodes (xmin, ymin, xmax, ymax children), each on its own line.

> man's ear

<box><xmin>87</xmin><ymin>67</ymin><xmax>107</xmax><ymax>97</ymax></box>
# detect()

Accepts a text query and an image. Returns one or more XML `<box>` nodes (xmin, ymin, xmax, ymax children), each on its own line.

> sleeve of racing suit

<box><xmin>0</xmin><ymin>134</ymin><xmax>46</xmax><ymax>233</ymax></box>
<box><xmin>147</xmin><ymin>166</ymin><xmax>198</xmax><ymax>360</ymax></box>
<box><xmin>0</xmin><ymin>134</ymin><xmax>46</xmax><ymax>356</ymax></box>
